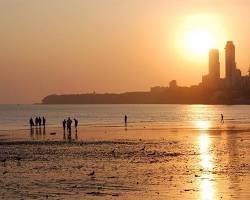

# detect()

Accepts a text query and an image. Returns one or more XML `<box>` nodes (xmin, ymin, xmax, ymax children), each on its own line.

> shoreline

<box><xmin>1</xmin><ymin>123</ymin><xmax>250</xmax><ymax>143</ymax></box>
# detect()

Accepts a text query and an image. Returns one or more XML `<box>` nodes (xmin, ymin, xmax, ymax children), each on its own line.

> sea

<box><xmin>0</xmin><ymin>104</ymin><xmax>249</xmax><ymax>131</ymax></box>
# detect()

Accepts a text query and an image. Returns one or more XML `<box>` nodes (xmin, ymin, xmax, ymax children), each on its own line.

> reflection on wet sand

<box><xmin>195</xmin><ymin>120</ymin><xmax>211</xmax><ymax>130</ymax></box>
<box><xmin>63</xmin><ymin>130</ymin><xmax>78</xmax><ymax>141</ymax></box>
<box><xmin>30</xmin><ymin>126</ymin><xmax>46</xmax><ymax>140</ymax></box>
<box><xmin>195</xmin><ymin>120</ymin><xmax>215</xmax><ymax>200</ymax></box>
<box><xmin>198</xmin><ymin>133</ymin><xmax>216</xmax><ymax>200</ymax></box>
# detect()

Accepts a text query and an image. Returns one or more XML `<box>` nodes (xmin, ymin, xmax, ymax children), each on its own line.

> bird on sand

<box><xmin>88</xmin><ymin>171</ymin><xmax>95</xmax><ymax>176</ymax></box>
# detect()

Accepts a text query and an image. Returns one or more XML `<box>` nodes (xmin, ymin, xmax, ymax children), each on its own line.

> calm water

<box><xmin>0</xmin><ymin>104</ymin><xmax>250</xmax><ymax>130</ymax></box>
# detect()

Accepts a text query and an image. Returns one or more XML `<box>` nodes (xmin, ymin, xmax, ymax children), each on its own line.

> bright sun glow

<box><xmin>176</xmin><ymin>14</ymin><xmax>226</xmax><ymax>60</ymax></box>
<box><xmin>186</xmin><ymin>29</ymin><xmax>215</xmax><ymax>55</ymax></box>
<box><xmin>195</xmin><ymin>120</ymin><xmax>211</xmax><ymax>130</ymax></box>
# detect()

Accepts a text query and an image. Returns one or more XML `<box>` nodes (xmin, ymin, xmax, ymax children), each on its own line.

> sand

<box><xmin>0</xmin><ymin>125</ymin><xmax>249</xmax><ymax>199</ymax></box>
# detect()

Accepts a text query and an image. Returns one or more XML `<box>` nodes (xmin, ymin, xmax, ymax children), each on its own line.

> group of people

<box><xmin>29</xmin><ymin>116</ymin><xmax>46</xmax><ymax>128</ymax></box>
<box><xmin>29</xmin><ymin>115</ymin><xmax>128</xmax><ymax>133</ymax></box>
<box><xmin>62</xmin><ymin>117</ymin><xmax>78</xmax><ymax>133</ymax></box>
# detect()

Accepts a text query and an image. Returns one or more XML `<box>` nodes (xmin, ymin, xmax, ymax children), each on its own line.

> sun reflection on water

<box><xmin>199</xmin><ymin>134</ymin><xmax>213</xmax><ymax>170</ymax></box>
<box><xmin>195</xmin><ymin>120</ymin><xmax>211</xmax><ymax>130</ymax></box>
<box><xmin>198</xmin><ymin>133</ymin><xmax>216</xmax><ymax>200</ymax></box>
<box><xmin>201</xmin><ymin>176</ymin><xmax>214</xmax><ymax>200</ymax></box>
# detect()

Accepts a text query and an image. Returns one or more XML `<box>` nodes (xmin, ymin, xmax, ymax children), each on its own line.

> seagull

<box><xmin>88</xmin><ymin>171</ymin><xmax>95</xmax><ymax>176</ymax></box>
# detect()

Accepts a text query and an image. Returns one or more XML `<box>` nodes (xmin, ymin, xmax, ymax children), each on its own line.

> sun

<box><xmin>186</xmin><ymin>29</ymin><xmax>215</xmax><ymax>55</ymax></box>
<box><xmin>175</xmin><ymin>14</ymin><xmax>226</xmax><ymax>60</ymax></box>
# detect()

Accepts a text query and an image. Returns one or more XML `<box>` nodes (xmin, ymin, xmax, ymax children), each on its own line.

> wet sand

<box><xmin>0</xmin><ymin>125</ymin><xmax>250</xmax><ymax>199</ymax></box>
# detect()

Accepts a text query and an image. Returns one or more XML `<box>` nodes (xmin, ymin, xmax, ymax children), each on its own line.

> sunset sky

<box><xmin>1</xmin><ymin>0</ymin><xmax>250</xmax><ymax>103</ymax></box>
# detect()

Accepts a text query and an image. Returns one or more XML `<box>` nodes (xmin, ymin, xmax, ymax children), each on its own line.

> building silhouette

<box><xmin>209</xmin><ymin>49</ymin><xmax>220</xmax><ymax>81</ymax></box>
<box><xmin>202</xmin><ymin>40</ymin><xmax>250</xmax><ymax>90</ymax></box>
<box><xmin>225</xmin><ymin>41</ymin><xmax>236</xmax><ymax>88</ymax></box>
<box><xmin>202</xmin><ymin>49</ymin><xmax>220</xmax><ymax>89</ymax></box>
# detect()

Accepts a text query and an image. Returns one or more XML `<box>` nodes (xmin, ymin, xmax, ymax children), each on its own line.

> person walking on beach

<box><xmin>124</xmin><ymin>115</ymin><xmax>128</xmax><ymax>126</ymax></box>
<box><xmin>42</xmin><ymin>117</ymin><xmax>46</xmax><ymax>127</ymax></box>
<box><xmin>67</xmin><ymin>117</ymin><xmax>72</xmax><ymax>132</ymax></box>
<box><xmin>29</xmin><ymin>118</ymin><xmax>34</xmax><ymax>128</ymax></box>
<box><xmin>62</xmin><ymin>119</ymin><xmax>66</xmax><ymax>131</ymax></box>
<box><xmin>74</xmin><ymin>118</ymin><xmax>78</xmax><ymax>130</ymax></box>
<box><xmin>221</xmin><ymin>114</ymin><xmax>224</xmax><ymax>124</ymax></box>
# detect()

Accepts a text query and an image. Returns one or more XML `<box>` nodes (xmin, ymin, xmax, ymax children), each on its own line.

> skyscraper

<box><xmin>225</xmin><ymin>41</ymin><xmax>236</xmax><ymax>88</ymax></box>
<box><xmin>209</xmin><ymin>49</ymin><xmax>220</xmax><ymax>81</ymax></box>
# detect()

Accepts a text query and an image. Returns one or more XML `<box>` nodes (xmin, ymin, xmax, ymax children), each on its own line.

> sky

<box><xmin>1</xmin><ymin>0</ymin><xmax>250</xmax><ymax>103</ymax></box>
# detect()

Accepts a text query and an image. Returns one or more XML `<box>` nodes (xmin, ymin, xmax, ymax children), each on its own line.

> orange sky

<box><xmin>1</xmin><ymin>0</ymin><xmax>250</xmax><ymax>103</ymax></box>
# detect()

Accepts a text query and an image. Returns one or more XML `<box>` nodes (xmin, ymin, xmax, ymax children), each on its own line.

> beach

<box><xmin>0</xmin><ymin>124</ymin><xmax>249</xmax><ymax>200</ymax></box>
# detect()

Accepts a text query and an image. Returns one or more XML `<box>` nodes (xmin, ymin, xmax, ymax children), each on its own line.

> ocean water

<box><xmin>0</xmin><ymin>104</ymin><xmax>250</xmax><ymax>130</ymax></box>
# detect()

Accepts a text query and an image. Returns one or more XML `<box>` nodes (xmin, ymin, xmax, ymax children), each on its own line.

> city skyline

<box><xmin>202</xmin><ymin>40</ymin><xmax>250</xmax><ymax>91</ymax></box>
<box><xmin>42</xmin><ymin>40</ymin><xmax>250</xmax><ymax>105</ymax></box>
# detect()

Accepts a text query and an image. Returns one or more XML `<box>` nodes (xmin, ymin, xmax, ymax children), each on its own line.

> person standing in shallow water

<box><xmin>38</xmin><ymin>117</ymin><xmax>42</xmax><ymax>126</ymax></box>
<box><xmin>35</xmin><ymin>117</ymin><xmax>39</xmax><ymax>126</ymax></box>
<box><xmin>42</xmin><ymin>117</ymin><xmax>46</xmax><ymax>127</ymax></box>
<box><xmin>67</xmin><ymin>117</ymin><xmax>72</xmax><ymax>132</ymax></box>
<box><xmin>29</xmin><ymin>118</ymin><xmax>34</xmax><ymax>128</ymax></box>
<box><xmin>74</xmin><ymin>118</ymin><xmax>78</xmax><ymax>131</ymax></box>
<box><xmin>62</xmin><ymin>119</ymin><xmax>66</xmax><ymax>131</ymax></box>
<box><xmin>124</xmin><ymin>115</ymin><xmax>128</xmax><ymax>126</ymax></box>
<box><xmin>221</xmin><ymin>114</ymin><xmax>224</xmax><ymax>124</ymax></box>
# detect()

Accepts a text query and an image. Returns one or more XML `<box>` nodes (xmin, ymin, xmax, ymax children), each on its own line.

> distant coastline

<box><xmin>41</xmin><ymin>85</ymin><xmax>250</xmax><ymax>105</ymax></box>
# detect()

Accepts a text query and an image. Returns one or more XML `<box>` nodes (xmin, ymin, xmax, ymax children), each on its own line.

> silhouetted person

<box><xmin>74</xmin><ymin>118</ymin><xmax>78</xmax><ymax>130</ymax></box>
<box><xmin>221</xmin><ymin>114</ymin><xmax>224</xmax><ymax>123</ymax></box>
<box><xmin>29</xmin><ymin>118</ymin><xmax>34</xmax><ymax>128</ymax></box>
<box><xmin>38</xmin><ymin>117</ymin><xmax>42</xmax><ymax>126</ymax></box>
<box><xmin>35</xmin><ymin>117</ymin><xmax>39</xmax><ymax>126</ymax></box>
<box><xmin>67</xmin><ymin>117</ymin><xmax>72</xmax><ymax>132</ymax></box>
<box><xmin>62</xmin><ymin>119</ymin><xmax>66</xmax><ymax>131</ymax></box>
<box><xmin>124</xmin><ymin>115</ymin><xmax>128</xmax><ymax>126</ymax></box>
<box><xmin>42</xmin><ymin>117</ymin><xmax>46</xmax><ymax>127</ymax></box>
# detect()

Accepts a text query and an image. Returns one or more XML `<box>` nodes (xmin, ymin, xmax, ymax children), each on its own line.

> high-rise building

<box><xmin>225</xmin><ymin>41</ymin><xmax>236</xmax><ymax>88</ymax></box>
<box><xmin>209</xmin><ymin>49</ymin><xmax>220</xmax><ymax>80</ymax></box>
